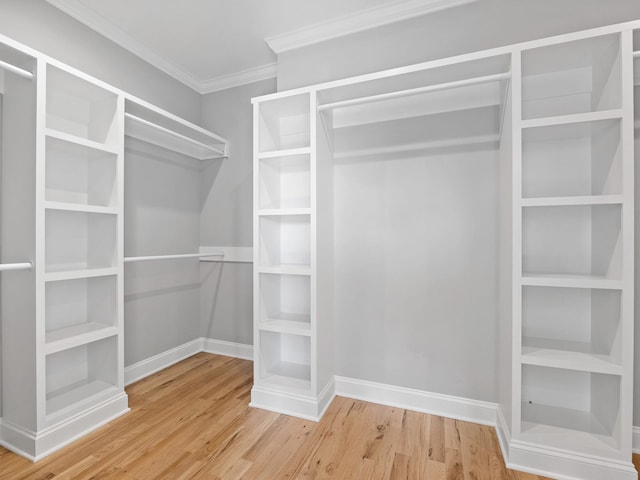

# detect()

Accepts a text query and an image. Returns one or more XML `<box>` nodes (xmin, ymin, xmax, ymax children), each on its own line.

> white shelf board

<box><xmin>45</xmin><ymin>323</ymin><xmax>118</xmax><ymax>355</ymax></box>
<box><xmin>47</xmin><ymin>380</ymin><xmax>119</xmax><ymax>418</ymax></box>
<box><xmin>521</xmin><ymin>337</ymin><xmax>622</xmax><ymax>375</ymax></box>
<box><xmin>257</xmin><ymin>208</ymin><xmax>312</xmax><ymax>217</ymax></box>
<box><xmin>520</xmin><ymin>109</ymin><xmax>624</xmax><ymax>130</ymax></box>
<box><xmin>520</xmin><ymin>403</ymin><xmax>620</xmax><ymax>455</ymax></box>
<box><xmin>45</xmin><ymin>128</ymin><xmax>119</xmax><ymax>155</ymax></box>
<box><xmin>45</xmin><ymin>267</ymin><xmax>118</xmax><ymax>283</ymax></box>
<box><xmin>258</xmin><ymin>371</ymin><xmax>312</xmax><ymax>394</ymax></box>
<box><xmin>259</xmin><ymin>266</ymin><xmax>312</xmax><ymax>276</ymax></box>
<box><xmin>257</xmin><ymin>147</ymin><xmax>311</xmax><ymax>159</ymax></box>
<box><xmin>125</xmin><ymin>113</ymin><xmax>226</xmax><ymax>160</ymax></box>
<box><xmin>258</xmin><ymin>317</ymin><xmax>312</xmax><ymax>336</ymax></box>
<box><xmin>44</xmin><ymin>201</ymin><xmax>118</xmax><ymax>215</ymax></box>
<box><xmin>521</xmin><ymin>195</ymin><xmax>623</xmax><ymax>207</ymax></box>
<box><xmin>521</xmin><ymin>274</ymin><xmax>623</xmax><ymax>290</ymax></box>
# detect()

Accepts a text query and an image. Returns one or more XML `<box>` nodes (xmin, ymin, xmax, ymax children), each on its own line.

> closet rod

<box><xmin>124</xmin><ymin>252</ymin><xmax>224</xmax><ymax>263</ymax></box>
<box><xmin>317</xmin><ymin>72</ymin><xmax>511</xmax><ymax>111</ymax></box>
<box><xmin>0</xmin><ymin>262</ymin><xmax>33</xmax><ymax>272</ymax></box>
<box><xmin>633</xmin><ymin>51</ymin><xmax>640</xmax><ymax>58</ymax></box>
<box><xmin>125</xmin><ymin>113</ymin><xmax>227</xmax><ymax>157</ymax></box>
<box><xmin>0</xmin><ymin>59</ymin><xmax>33</xmax><ymax>80</ymax></box>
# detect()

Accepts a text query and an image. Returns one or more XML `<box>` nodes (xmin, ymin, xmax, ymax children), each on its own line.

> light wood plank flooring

<box><xmin>0</xmin><ymin>353</ymin><xmax>632</xmax><ymax>479</ymax></box>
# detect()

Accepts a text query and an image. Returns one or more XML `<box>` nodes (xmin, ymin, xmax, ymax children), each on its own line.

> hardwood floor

<box><xmin>0</xmin><ymin>353</ymin><xmax>630</xmax><ymax>479</ymax></box>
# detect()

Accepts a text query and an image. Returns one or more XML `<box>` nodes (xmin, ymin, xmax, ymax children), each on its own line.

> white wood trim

<box><xmin>505</xmin><ymin>440</ymin><xmax>637</xmax><ymax>480</ymax></box>
<box><xmin>0</xmin><ymin>395</ymin><xmax>129</xmax><ymax>461</ymax></box>
<box><xmin>202</xmin><ymin>338</ymin><xmax>254</xmax><ymax>361</ymax></box>
<box><xmin>265</xmin><ymin>0</ymin><xmax>478</xmax><ymax>54</ymax></box>
<box><xmin>199</xmin><ymin>246</ymin><xmax>253</xmax><ymax>263</ymax></box>
<box><xmin>124</xmin><ymin>338</ymin><xmax>203</xmax><ymax>386</ymax></box>
<box><xmin>334</xmin><ymin>376</ymin><xmax>498</xmax><ymax>426</ymax></box>
<box><xmin>200</xmin><ymin>64</ymin><xmax>277</xmax><ymax>94</ymax></box>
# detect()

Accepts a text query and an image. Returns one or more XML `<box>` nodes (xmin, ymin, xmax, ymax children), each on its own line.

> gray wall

<box><xmin>277</xmin><ymin>0</ymin><xmax>640</xmax><ymax>91</ymax></box>
<box><xmin>199</xmin><ymin>79</ymin><xmax>276</xmax><ymax>345</ymax></box>
<box><xmin>0</xmin><ymin>0</ymin><xmax>200</xmax><ymax>122</ymax></box>
<box><xmin>124</xmin><ymin>139</ymin><xmax>203</xmax><ymax>365</ymax></box>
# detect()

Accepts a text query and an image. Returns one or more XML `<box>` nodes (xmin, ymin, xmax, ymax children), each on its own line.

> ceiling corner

<box><xmin>45</xmin><ymin>0</ymin><xmax>203</xmax><ymax>92</ymax></box>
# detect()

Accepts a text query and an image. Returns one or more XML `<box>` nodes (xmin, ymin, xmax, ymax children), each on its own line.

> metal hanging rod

<box><xmin>0</xmin><ymin>262</ymin><xmax>33</xmax><ymax>272</ymax></box>
<box><xmin>317</xmin><ymin>72</ymin><xmax>511</xmax><ymax>112</ymax></box>
<box><xmin>125</xmin><ymin>113</ymin><xmax>227</xmax><ymax>157</ymax></box>
<box><xmin>0</xmin><ymin>59</ymin><xmax>34</xmax><ymax>80</ymax></box>
<box><xmin>633</xmin><ymin>51</ymin><xmax>640</xmax><ymax>59</ymax></box>
<box><xmin>124</xmin><ymin>252</ymin><xmax>224</xmax><ymax>263</ymax></box>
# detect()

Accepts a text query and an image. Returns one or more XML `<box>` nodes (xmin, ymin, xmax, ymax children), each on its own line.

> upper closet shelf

<box><xmin>124</xmin><ymin>100</ymin><xmax>229</xmax><ymax>161</ymax></box>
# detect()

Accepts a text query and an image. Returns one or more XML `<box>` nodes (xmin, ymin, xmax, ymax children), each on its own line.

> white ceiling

<box><xmin>45</xmin><ymin>0</ymin><xmax>475</xmax><ymax>93</ymax></box>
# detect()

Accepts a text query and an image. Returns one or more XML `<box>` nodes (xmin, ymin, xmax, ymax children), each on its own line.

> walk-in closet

<box><xmin>1</xmin><ymin>2</ymin><xmax>640</xmax><ymax>479</ymax></box>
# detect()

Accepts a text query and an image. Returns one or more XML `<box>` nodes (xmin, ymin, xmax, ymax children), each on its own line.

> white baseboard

<box><xmin>202</xmin><ymin>338</ymin><xmax>253</xmax><ymax>360</ymax></box>
<box><xmin>124</xmin><ymin>337</ymin><xmax>253</xmax><ymax>386</ymax></box>
<box><xmin>0</xmin><ymin>394</ymin><xmax>129</xmax><ymax>461</ymax></box>
<box><xmin>125</xmin><ymin>338</ymin><xmax>204</xmax><ymax>386</ymax></box>
<box><xmin>334</xmin><ymin>376</ymin><xmax>498</xmax><ymax>426</ymax></box>
<box><xmin>250</xmin><ymin>377</ymin><xmax>336</xmax><ymax>421</ymax></box>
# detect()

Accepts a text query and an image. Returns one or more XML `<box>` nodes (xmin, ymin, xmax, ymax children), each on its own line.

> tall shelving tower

<box><xmin>251</xmin><ymin>91</ymin><xmax>334</xmax><ymax>420</ymax></box>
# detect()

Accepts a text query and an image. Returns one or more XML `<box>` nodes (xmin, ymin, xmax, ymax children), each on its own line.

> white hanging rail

<box><xmin>317</xmin><ymin>72</ymin><xmax>511</xmax><ymax>112</ymax></box>
<box><xmin>633</xmin><ymin>51</ymin><xmax>640</xmax><ymax>58</ymax></box>
<box><xmin>0</xmin><ymin>59</ymin><xmax>33</xmax><ymax>80</ymax></box>
<box><xmin>0</xmin><ymin>262</ymin><xmax>33</xmax><ymax>272</ymax></box>
<box><xmin>125</xmin><ymin>113</ymin><xmax>227</xmax><ymax>158</ymax></box>
<box><xmin>124</xmin><ymin>252</ymin><xmax>224</xmax><ymax>264</ymax></box>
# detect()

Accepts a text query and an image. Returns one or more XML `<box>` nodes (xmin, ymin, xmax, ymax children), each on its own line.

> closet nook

<box><xmin>252</xmin><ymin>21</ymin><xmax>637</xmax><ymax>480</ymax></box>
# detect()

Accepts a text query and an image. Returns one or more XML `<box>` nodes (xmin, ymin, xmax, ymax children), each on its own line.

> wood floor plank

<box><xmin>0</xmin><ymin>353</ymin><xmax>617</xmax><ymax>480</ymax></box>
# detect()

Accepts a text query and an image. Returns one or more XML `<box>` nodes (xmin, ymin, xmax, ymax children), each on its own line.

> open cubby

<box><xmin>521</xmin><ymin>365</ymin><xmax>621</xmax><ymax>452</ymax></box>
<box><xmin>522</xmin><ymin>204</ymin><xmax>622</xmax><ymax>279</ymax></box>
<box><xmin>46</xmin><ymin>336</ymin><xmax>119</xmax><ymax>418</ymax></box>
<box><xmin>259</xmin><ymin>153</ymin><xmax>311</xmax><ymax>210</ymax></box>
<box><xmin>45</xmin><ymin>135</ymin><xmax>118</xmax><ymax>207</ymax></box>
<box><xmin>259</xmin><ymin>214</ymin><xmax>311</xmax><ymax>269</ymax></box>
<box><xmin>46</xmin><ymin>65</ymin><xmax>119</xmax><ymax>145</ymax></box>
<box><xmin>45</xmin><ymin>275</ymin><xmax>117</xmax><ymax>343</ymax></box>
<box><xmin>258</xmin><ymin>93</ymin><xmax>310</xmax><ymax>153</ymax></box>
<box><xmin>522</xmin><ymin>118</ymin><xmax>621</xmax><ymax>198</ymax></box>
<box><xmin>522</xmin><ymin>286</ymin><xmax>621</xmax><ymax>366</ymax></box>
<box><xmin>45</xmin><ymin>210</ymin><xmax>117</xmax><ymax>272</ymax></box>
<box><xmin>259</xmin><ymin>273</ymin><xmax>311</xmax><ymax>333</ymax></box>
<box><xmin>258</xmin><ymin>330</ymin><xmax>311</xmax><ymax>391</ymax></box>
<box><xmin>522</xmin><ymin>33</ymin><xmax>621</xmax><ymax>119</ymax></box>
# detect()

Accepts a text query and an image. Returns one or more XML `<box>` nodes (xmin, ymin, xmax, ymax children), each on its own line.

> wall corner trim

<box><xmin>265</xmin><ymin>0</ymin><xmax>478</xmax><ymax>54</ymax></box>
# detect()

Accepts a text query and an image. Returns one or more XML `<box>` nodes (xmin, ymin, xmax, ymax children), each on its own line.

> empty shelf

<box><xmin>47</xmin><ymin>380</ymin><xmax>119</xmax><ymax>417</ymax></box>
<box><xmin>125</xmin><ymin>113</ymin><xmax>226</xmax><ymax>160</ymax></box>
<box><xmin>521</xmin><ymin>195</ymin><xmax>624</xmax><ymax>207</ymax></box>
<box><xmin>45</xmin><ymin>128</ymin><xmax>120</xmax><ymax>155</ymax></box>
<box><xmin>45</xmin><ymin>323</ymin><xmax>118</xmax><ymax>355</ymax></box>
<box><xmin>45</xmin><ymin>267</ymin><xmax>118</xmax><ymax>282</ymax></box>
<box><xmin>44</xmin><ymin>201</ymin><xmax>118</xmax><ymax>215</ymax></box>
<box><xmin>521</xmin><ymin>274</ymin><xmax>623</xmax><ymax>290</ymax></box>
<box><xmin>521</xmin><ymin>337</ymin><xmax>622</xmax><ymax>375</ymax></box>
<box><xmin>258</xmin><ymin>316</ymin><xmax>312</xmax><ymax>336</ymax></box>
<box><xmin>520</xmin><ymin>109</ymin><xmax>623</xmax><ymax>130</ymax></box>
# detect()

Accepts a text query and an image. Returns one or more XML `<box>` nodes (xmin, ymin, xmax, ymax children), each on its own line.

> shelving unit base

<box><xmin>250</xmin><ymin>380</ymin><xmax>335</xmax><ymax>422</ymax></box>
<box><xmin>0</xmin><ymin>393</ymin><xmax>128</xmax><ymax>462</ymax></box>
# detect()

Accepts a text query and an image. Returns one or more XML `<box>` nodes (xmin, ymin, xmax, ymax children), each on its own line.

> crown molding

<box><xmin>200</xmin><ymin>63</ymin><xmax>277</xmax><ymax>94</ymax></box>
<box><xmin>266</xmin><ymin>0</ymin><xmax>478</xmax><ymax>54</ymax></box>
<box><xmin>45</xmin><ymin>0</ymin><xmax>203</xmax><ymax>92</ymax></box>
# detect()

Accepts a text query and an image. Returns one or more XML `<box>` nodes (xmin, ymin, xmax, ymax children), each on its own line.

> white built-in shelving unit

<box><xmin>252</xmin><ymin>91</ymin><xmax>335</xmax><ymax>419</ymax></box>
<box><xmin>253</xmin><ymin>20</ymin><xmax>638</xmax><ymax>480</ymax></box>
<box><xmin>0</xmin><ymin>33</ymin><xmax>229</xmax><ymax>461</ymax></box>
